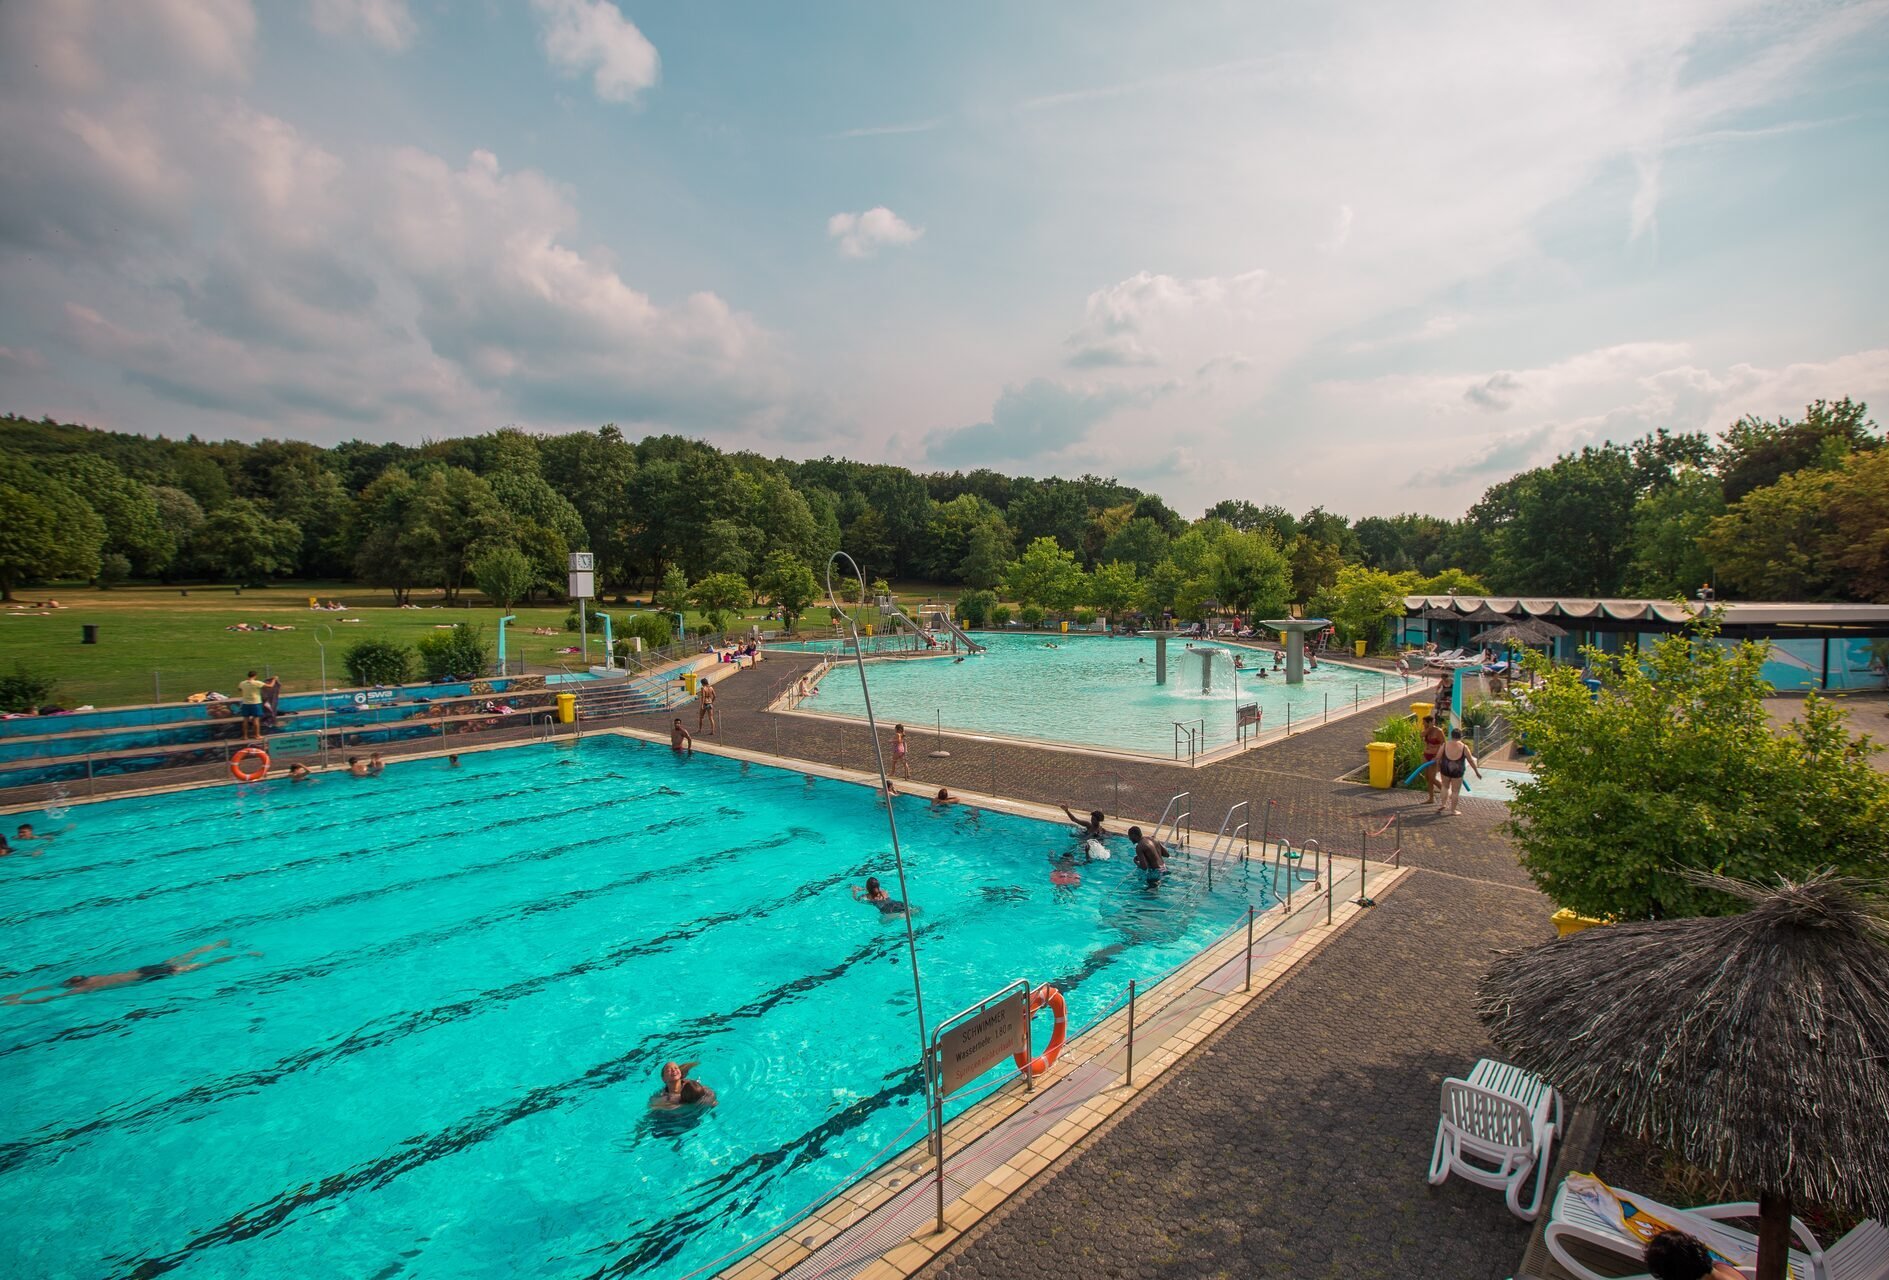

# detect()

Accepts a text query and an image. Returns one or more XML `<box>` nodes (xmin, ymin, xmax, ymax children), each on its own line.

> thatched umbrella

<box><xmin>1473</xmin><ymin>621</ymin><xmax>1551</xmax><ymax>646</ymax></box>
<box><xmin>1421</xmin><ymin>604</ymin><xmax>1465</xmax><ymax>620</ymax></box>
<box><xmin>1458</xmin><ymin>604</ymin><xmax>1513</xmax><ymax>624</ymax></box>
<box><xmin>1478</xmin><ymin>874</ymin><xmax>1889</xmax><ymax>1280</ymax></box>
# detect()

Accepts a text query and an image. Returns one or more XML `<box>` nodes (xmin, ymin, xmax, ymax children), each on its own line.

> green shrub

<box><xmin>564</xmin><ymin>607</ymin><xmax>605</xmax><ymax>633</ymax></box>
<box><xmin>1019</xmin><ymin>603</ymin><xmax>1046</xmax><ymax>628</ymax></box>
<box><xmin>343</xmin><ymin>639</ymin><xmax>414</xmax><ymax>687</ymax></box>
<box><xmin>991</xmin><ymin>605</ymin><xmax>1013</xmax><ymax>627</ymax></box>
<box><xmin>416</xmin><ymin>623</ymin><xmax>492</xmax><ymax>680</ymax></box>
<box><xmin>0</xmin><ymin>664</ymin><xmax>56</xmax><ymax>712</ymax></box>
<box><xmin>1074</xmin><ymin>608</ymin><xmax>1096</xmax><ymax>626</ymax></box>
<box><xmin>623</xmin><ymin>613</ymin><xmax>673</xmax><ymax>650</ymax></box>
<box><xmin>956</xmin><ymin>589</ymin><xmax>996</xmax><ymax>628</ymax></box>
<box><xmin>1460</xmin><ymin>699</ymin><xmax>1495</xmax><ymax>732</ymax></box>
<box><xmin>1373</xmin><ymin>714</ymin><xmax>1425</xmax><ymax>786</ymax></box>
<box><xmin>96</xmin><ymin>552</ymin><xmax>132</xmax><ymax>588</ymax></box>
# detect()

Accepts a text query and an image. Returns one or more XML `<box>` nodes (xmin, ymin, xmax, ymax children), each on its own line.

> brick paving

<box><xmin>623</xmin><ymin>652</ymin><xmax>1556</xmax><ymax>1280</ymax></box>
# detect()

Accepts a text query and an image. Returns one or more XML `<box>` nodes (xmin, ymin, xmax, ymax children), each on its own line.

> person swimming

<box><xmin>852</xmin><ymin>875</ymin><xmax>909</xmax><ymax>915</ymax></box>
<box><xmin>650</xmin><ymin>1060</ymin><xmax>717</xmax><ymax>1110</ymax></box>
<box><xmin>4</xmin><ymin>941</ymin><xmax>247</xmax><ymax>1004</ymax></box>
<box><xmin>1127</xmin><ymin>826</ymin><xmax>1169</xmax><ymax>884</ymax></box>
<box><xmin>1059</xmin><ymin>805</ymin><xmax>1114</xmax><ymax>859</ymax></box>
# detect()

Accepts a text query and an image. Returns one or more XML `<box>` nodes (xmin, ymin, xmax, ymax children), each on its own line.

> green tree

<box><xmin>1716</xmin><ymin>397</ymin><xmax>1879</xmax><ymax>503</ymax></box>
<box><xmin>957</xmin><ymin>520</ymin><xmax>1011</xmax><ymax>589</ymax></box>
<box><xmin>653</xmin><ymin>566</ymin><xmax>692</xmax><ymax>618</ymax></box>
<box><xmin>1209</xmin><ymin>529</ymin><xmax>1291</xmax><ymax>619</ymax></box>
<box><xmin>623</xmin><ymin>612</ymin><xmax>674</xmax><ymax>650</ymax></box>
<box><xmin>415</xmin><ymin>623</ymin><xmax>493</xmax><ymax>680</ymax></box>
<box><xmin>1505</xmin><ymin>621</ymin><xmax>1889</xmax><ymax>920</ymax></box>
<box><xmin>1286</xmin><ymin>534</ymin><xmax>1343</xmax><ymax>602</ymax></box>
<box><xmin>691</xmin><ymin>571</ymin><xmax>750</xmax><ymax>633</ymax></box>
<box><xmin>149</xmin><ymin>485</ymin><xmax>205</xmax><ymax>580</ymax></box>
<box><xmin>1313</xmin><ymin>564</ymin><xmax>1415</xmax><ymax>650</ymax></box>
<box><xmin>1700</xmin><ymin>468</ymin><xmax>1837</xmax><ymax>599</ymax></box>
<box><xmin>844</xmin><ymin>508</ymin><xmax>895</xmax><ymax>581</ymax></box>
<box><xmin>96</xmin><ymin>552</ymin><xmax>132</xmax><ymax>587</ymax></box>
<box><xmin>1821</xmin><ymin>448</ymin><xmax>1889</xmax><ymax>602</ymax></box>
<box><xmin>343</xmin><ymin>639</ymin><xmax>415</xmax><ymax>686</ymax></box>
<box><xmin>47</xmin><ymin>455</ymin><xmax>174</xmax><ymax>578</ymax></box>
<box><xmin>1003</xmin><ymin>536</ymin><xmax>1082</xmax><ymax>607</ymax></box>
<box><xmin>1089</xmin><ymin>561</ymin><xmax>1140</xmax><ymax>622</ymax></box>
<box><xmin>471</xmin><ymin>544</ymin><xmax>535</xmax><ymax>611</ymax></box>
<box><xmin>1484</xmin><ymin>445</ymin><xmax>1638</xmax><ymax>594</ymax></box>
<box><xmin>1623</xmin><ymin>470</ymin><xmax>1724</xmax><ymax>597</ymax></box>
<box><xmin>350</xmin><ymin>466</ymin><xmax>428</xmax><ymax>605</ymax></box>
<box><xmin>757</xmin><ymin>550</ymin><xmax>820</xmax><ymax>631</ymax></box>
<box><xmin>0</xmin><ymin>455</ymin><xmax>106</xmax><ymax>599</ymax></box>
<box><xmin>1412</xmin><ymin>568</ymin><xmax>1489</xmax><ymax>596</ymax></box>
<box><xmin>410</xmin><ymin>466</ymin><xmax>508</xmax><ymax>601</ymax></box>
<box><xmin>189</xmin><ymin>498</ymin><xmax>301</xmax><ymax>582</ymax></box>
<box><xmin>956</xmin><ymin>589</ymin><xmax>997</xmax><ymax>628</ymax></box>
<box><xmin>1100</xmin><ymin>516</ymin><xmax>1169</xmax><ymax>574</ymax></box>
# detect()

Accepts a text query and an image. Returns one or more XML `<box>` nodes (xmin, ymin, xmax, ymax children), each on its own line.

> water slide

<box><xmin>874</xmin><ymin>597</ymin><xmax>986</xmax><ymax>653</ymax></box>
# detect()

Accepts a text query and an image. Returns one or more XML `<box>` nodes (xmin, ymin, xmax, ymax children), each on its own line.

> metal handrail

<box><xmin>1208</xmin><ymin>801</ymin><xmax>1249</xmax><ymax>858</ymax></box>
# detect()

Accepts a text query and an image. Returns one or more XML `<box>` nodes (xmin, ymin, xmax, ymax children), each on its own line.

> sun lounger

<box><xmin>1542</xmin><ymin>1174</ymin><xmax>1828</xmax><ymax>1280</ymax></box>
<box><xmin>1428</xmin><ymin>1061</ymin><xmax>1560</xmax><ymax>1220</ymax></box>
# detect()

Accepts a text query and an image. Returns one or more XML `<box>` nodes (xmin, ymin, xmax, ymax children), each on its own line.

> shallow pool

<box><xmin>804</xmin><ymin>633</ymin><xmax>1405</xmax><ymax>756</ymax></box>
<box><xmin>1</xmin><ymin>738</ymin><xmax>1275</xmax><ymax>1279</ymax></box>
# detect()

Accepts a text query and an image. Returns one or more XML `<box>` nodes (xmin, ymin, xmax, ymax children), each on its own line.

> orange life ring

<box><xmin>1012</xmin><ymin>984</ymin><xmax>1068</xmax><ymax>1077</ymax></box>
<box><xmin>230</xmin><ymin>747</ymin><xmax>270</xmax><ymax>782</ymax></box>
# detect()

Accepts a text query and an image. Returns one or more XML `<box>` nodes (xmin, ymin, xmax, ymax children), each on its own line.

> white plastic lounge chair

<box><xmin>1824</xmin><ymin>1219</ymin><xmax>1889</xmax><ymax>1280</ymax></box>
<box><xmin>1428</xmin><ymin>1075</ymin><xmax>1559</xmax><ymax>1220</ymax></box>
<box><xmin>1541</xmin><ymin>1175</ymin><xmax>1827</xmax><ymax>1280</ymax></box>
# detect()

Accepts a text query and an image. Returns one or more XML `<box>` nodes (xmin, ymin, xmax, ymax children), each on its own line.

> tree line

<box><xmin>0</xmin><ymin>395</ymin><xmax>1879</xmax><ymax>624</ymax></box>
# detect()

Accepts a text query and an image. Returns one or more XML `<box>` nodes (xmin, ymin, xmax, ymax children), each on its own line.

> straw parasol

<box><xmin>1472</xmin><ymin>620</ymin><xmax>1554</xmax><ymax>647</ymax></box>
<box><xmin>1421</xmin><ymin>604</ymin><xmax>1465</xmax><ymax>620</ymax></box>
<box><xmin>1478</xmin><ymin>873</ymin><xmax>1889</xmax><ymax>1280</ymax></box>
<box><xmin>1457</xmin><ymin>604</ymin><xmax>1513</xmax><ymax>624</ymax></box>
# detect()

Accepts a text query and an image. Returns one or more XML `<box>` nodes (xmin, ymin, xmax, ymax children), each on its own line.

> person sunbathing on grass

<box><xmin>4</xmin><ymin>941</ymin><xmax>250</xmax><ymax>1004</ymax></box>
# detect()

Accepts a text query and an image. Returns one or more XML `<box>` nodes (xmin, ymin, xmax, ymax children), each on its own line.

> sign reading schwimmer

<box><xmin>935</xmin><ymin>988</ymin><xmax>1030</xmax><ymax>1097</ymax></box>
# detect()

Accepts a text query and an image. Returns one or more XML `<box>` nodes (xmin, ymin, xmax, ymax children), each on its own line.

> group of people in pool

<box><xmin>1058</xmin><ymin>805</ymin><xmax>1170</xmax><ymax>886</ymax></box>
<box><xmin>0</xmin><ymin>821</ymin><xmax>64</xmax><ymax>858</ymax></box>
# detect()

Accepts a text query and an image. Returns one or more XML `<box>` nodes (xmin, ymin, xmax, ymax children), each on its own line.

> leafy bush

<box><xmin>1373</xmin><ymin>714</ymin><xmax>1425</xmax><ymax>786</ymax></box>
<box><xmin>1019</xmin><ymin>603</ymin><xmax>1046</xmax><ymax>628</ymax></box>
<box><xmin>96</xmin><ymin>552</ymin><xmax>132</xmax><ymax>588</ymax></box>
<box><xmin>1459</xmin><ymin>699</ymin><xmax>1495</xmax><ymax>732</ymax></box>
<box><xmin>991</xmin><ymin>605</ymin><xmax>1013</xmax><ymax>627</ymax></box>
<box><xmin>470</xmin><ymin>544</ymin><xmax>534</xmax><ymax>610</ymax></box>
<box><xmin>564</xmin><ymin>607</ymin><xmax>605</xmax><ymax>633</ymax></box>
<box><xmin>623</xmin><ymin>612</ymin><xmax>673</xmax><ymax>650</ymax></box>
<box><xmin>343</xmin><ymin>639</ymin><xmax>414</xmax><ymax>687</ymax></box>
<box><xmin>0</xmin><ymin>664</ymin><xmax>55</xmax><ymax>712</ymax></box>
<box><xmin>1074</xmin><ymin>608</ymin><xmax>1096</xmax><ymax>626</ymax></box>
<box><xmin>957</xmin><ymin>589</ymin><xmax>996</xmax><ymax>628</ymax></box>
<box><xmin>415</xmin><ymin>623</ymin><xmax>492</xmax><ymax>680</ymax></box>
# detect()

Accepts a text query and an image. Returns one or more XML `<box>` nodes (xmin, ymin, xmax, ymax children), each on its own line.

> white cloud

<box><xmin>1064</xmin><ymin>269</ymin><xmax>1268</xmax><ymax>371</ymax></box>
<box><xmin>1321</xmin><ymin>204</ymin><xmax>1354</xmax><ymax>253</ymax></box>
<box><xmin>308</xmin><ymin>0</ymin><xmax>416</xmax><ymax>52</ymax></box>
<box><xmin>529</xmin><ymin>0</ymin><xmax>659</xmax><ymax>104</ymax></box>
<box><xmin>827</xmin><ymin>207</ymin><xmax>923</xmax><ymax>259</ymax></box>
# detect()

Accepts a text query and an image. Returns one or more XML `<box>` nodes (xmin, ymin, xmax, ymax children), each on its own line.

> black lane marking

<box><xmin>107</xmin><ymin>924</ymin><xmax>938</xmax><ymax>1279</ymax></box>
<box><xmin>0</xmin><ymin>835</ymin><xmax>842</xmax><ymax>1173</ymax></box>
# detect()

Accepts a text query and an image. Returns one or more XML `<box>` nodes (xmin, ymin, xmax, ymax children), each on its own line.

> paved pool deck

<box><xmin>623</xmin><ymin>653</ymin><xmax>1556</xmax><ymax>1280</ymax></box>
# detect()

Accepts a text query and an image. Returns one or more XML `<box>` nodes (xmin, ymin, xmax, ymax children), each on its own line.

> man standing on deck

<box><xmin>237</xmin><ymin>670</ymin><xmax>266</xmax><ymax>740</ymax></box>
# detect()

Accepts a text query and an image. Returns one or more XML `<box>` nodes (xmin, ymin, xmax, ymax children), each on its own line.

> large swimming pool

<box><xmin>801</xmin><ymin>633</ymin><xmax>1405</xmax><ymax>756</ymax></box>
<box><xmin>1</xmin><ymin>738</ymin><xmax>1276</xmax><ymax>1279</ymax></box>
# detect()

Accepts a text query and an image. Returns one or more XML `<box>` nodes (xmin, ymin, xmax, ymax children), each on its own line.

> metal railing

<box><xmin>1153</xmin><ymin>791</ymin><xmax>1192</xmax><ymax>848</ymax></box>
<box><xmin>1172</xmin><ymin>718</ymin><xmax>1203</xmax><ymax>765</ymax></box>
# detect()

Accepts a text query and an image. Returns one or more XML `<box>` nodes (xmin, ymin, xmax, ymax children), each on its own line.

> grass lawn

<box><xmin>0</xmin><ymin>582</ymin><xmax>952</xmax><ymax>709</ymax></box>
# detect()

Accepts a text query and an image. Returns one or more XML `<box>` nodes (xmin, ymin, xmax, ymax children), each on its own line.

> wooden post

<box><xmin>1755</xmin><ymin>1189</ymin><xmax>1791</xmax><ymax>1280</ymax></box>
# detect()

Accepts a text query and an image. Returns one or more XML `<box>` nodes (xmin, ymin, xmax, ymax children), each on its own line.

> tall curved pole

<box><xmin>827</xmin><ymin>553</ymin><xmax>933</xmax><ymax>1124</ymax></box>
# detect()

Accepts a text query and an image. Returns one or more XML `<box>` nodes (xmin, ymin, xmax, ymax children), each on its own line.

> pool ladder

<box><xmin>1207</xmin><ymin>801</ymin><xmax>1249</xmax><ymax>859</ymax></box>
<box><xmin>1153</xmin><ymin>791</ymin><xmax>1192</xmax><ymax>849</ymax></box>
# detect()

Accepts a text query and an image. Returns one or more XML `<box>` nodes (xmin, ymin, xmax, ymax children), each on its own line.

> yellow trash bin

<box><xmin>682</xmin><ymin>671</ymin><xmax>700</xmax><ymax>696</ymax></box>
<box><xmin>1354</xmin><ymin>639</ymin><xmax>1367</xmax><ymax>657</ymax></box>
<box><xmin>1411</xmin><ymin>700</ymin><xmax>1434</xmax><ymax>725</ymax></box>
<box><xmin>1060</xmin><ymin>620</ymin><xmax>1069</xmax><ymax>633</ymax></box>
<box><xmin>1366</xmin><ymin>740</ymin><xmax>1397</xmax><ymax>789</ymax></box>
<box><xmin>555</xmin><ymin>692</ymin><xmax>575</xmax><ymax>723</ymax></box>
<box><xmin>865</xmin><ymin>624</ymin><xmax>874</xmax><ymax>637</ymax></box>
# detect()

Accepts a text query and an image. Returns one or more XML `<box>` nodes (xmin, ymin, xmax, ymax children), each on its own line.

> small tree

<box><xmin>653</xmin><ymin>565</ymin><xmax>691</xmax><ymax>617</ymax></box>
<box><xmin>757</xmin><ymin>550</ymin><xmax>819</xmax><ymax>632</ymax></box>
<box><xmin>991</xmin><ymin>604</ymin><xmax>1013</xmax><ymax>627</ymax></box>
<box><xmin>691</xmin><ymin>572</ymin><xmax>750</xmax><ymax>634</ymax></box>
<box><xmin>1003</xmin><ymin>537</ymin><xmax>1082</xmax><ymax>607</ymax></box>
<box><xmin>95</xmin><ymin>552</ymin><xmax>132</xmax><ymax>588</ymax></box>
<box><xmin>1019</xmin><ymin>603</ymin><xmax>1046</xmax><ymax>628</ymax></box>
<box><xmin>470</xmin><ymin>544</ymin><xmax>534</xmax><ymax>611</ymax></box>
<box><xmin>1314</xmin><ymin>563</ymin><xmax>1416</xmax><ymax>650</ymax></box>
<box><xmin>1506</xmin><ymin>618</ymin><xmax>1889</xmax><ymax>920</ymax></box>
<box><xmin>1089</xmin><ymin>561</ymin><xmax>1140</xmax><ymax>623</ymax></box>
<box><xmin>623</xmin><ymin>612</ymin><xmax>673</xmax><ymax>651</ymax></box>
<box><xmin>0</xmin><ymin>664</ymin><xmax>56</xmax><ymax>713</ymax></box>
<box><xmin>344</xmin><ymin>639</ymin><xmax>414</xmax><ymax>686</ymax></box>
<box><xmin>416</xmin><ymin>623</ymin><xmax>492</xmax><ymax>680</ymax></box>
<box><xmin>957</xmin><ymin>589</ymin><xmax>996</xmax><ymax>628</ymax></box>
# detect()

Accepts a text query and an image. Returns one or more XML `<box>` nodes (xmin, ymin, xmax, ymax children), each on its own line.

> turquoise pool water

<box><xmin>805</xmin><ymin>633</ymin><xmax>1405</xmax><ymax>755</ymax></box>
<box><xmin>1</xmin><ymin>738</ymin><xmax>1276</xmax><ymax>1279</ymax></box>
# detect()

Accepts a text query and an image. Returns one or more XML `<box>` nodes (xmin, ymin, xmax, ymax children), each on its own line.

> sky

<box><xmin>2</xmin><ymin>0</ymin><xmax>1887</xmax><ymax>518</ymax></box>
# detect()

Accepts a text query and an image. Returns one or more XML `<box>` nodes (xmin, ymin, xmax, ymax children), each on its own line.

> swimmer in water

<box><xmin>650</xmin><ymin>1060</ymin><xmax>717</xmax><ymax>1110</ymax></box>
<box><xmin>671</xmin><ymin>718</ymin><xmax>694</xmax><ymax>754</ymax></box>
<box><xmin>288</xmin><ymin>763</ymin><xmax>311</xmax><ymax>782</ymax></box>
<box><xmin>0</xmin><ymin>832</ymin><xmax>38</xmax><ymax>858</ymax></box>
<box><xmin>852</xmin><ymin>875</ymin><xmax>909</xmax><ymax>915</ymax></box>
<box><xmin>347</xmin><ymin>755</ymin><xmax>369</xmax><ymax>777</ymax></box>
<box><xmin>4</xmin><ymin>940</ymin><xmax>247</xmax><ymax>1004</ymax></box>
<box><xmin>932</xmin><ymin>787</ymin><xmax>956</xmax><ymax>809</ymax></box>
<box><xmin>1127</xmin><ymin>826</ymin><xmax>1169</xmax><ymax>883</ymax></box>
<box><xmin>1059</xmin><ymin>805</ymin><xmax>1115</xmax><ymax>859</ymax></box>
<box><xmin>448</xmin><ymin>754</ymin><xmax>461</xmax><ymax>768</ymax></box>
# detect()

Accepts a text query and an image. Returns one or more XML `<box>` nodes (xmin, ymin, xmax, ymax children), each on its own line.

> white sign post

<box><xmin>569</xmin><ymin>552</ymin><xmax>595</xmax><ymax>667</ymax></box>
